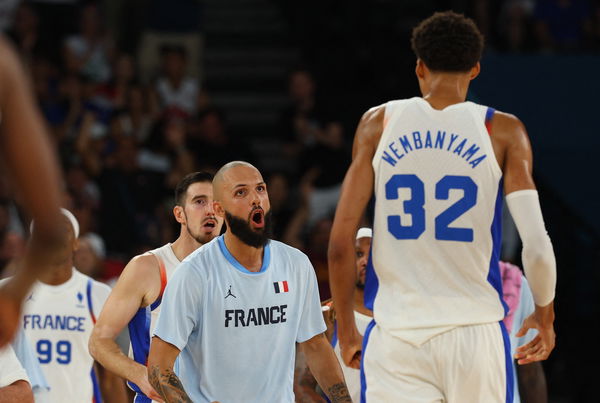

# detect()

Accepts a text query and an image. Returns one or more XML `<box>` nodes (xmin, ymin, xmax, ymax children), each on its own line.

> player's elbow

<box><xmin>327</xmin><ymin>242</ymin><xmax>343</xmax><ymax>263</ymax></box>
<box><xmin>88</xmin><ymin>329</ymin><xmax>106</xmax><ymax>361</ymax></box>
<box><xmin>88</xmin><ymin>333</ymin><xmax>100</xmax><ymax>360</ymax></box>
<box><xmin>327</xmin><ymin>237</ymin><xmax>351</xmax><ymax>264</ymax></box>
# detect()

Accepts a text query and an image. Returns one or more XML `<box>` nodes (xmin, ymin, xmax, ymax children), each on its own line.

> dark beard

<box><xmin>225</xmin><ymin>210</ymin><xmax>273</xmax><ymax>248</ymax></box>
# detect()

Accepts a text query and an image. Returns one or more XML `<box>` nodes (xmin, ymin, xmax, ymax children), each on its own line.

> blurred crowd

<box><xmin>1</xmin><ymin>0</ymin><xmax>598</xmax><ymax>295</ymax></box>
<box><xmin>0</xmin><ymin>1</ymin><xmax>351</xmax><ymax>299</ymax></box>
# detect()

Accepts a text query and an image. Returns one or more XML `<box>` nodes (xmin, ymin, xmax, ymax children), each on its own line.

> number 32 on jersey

<box><xmin>385</xmin><ymin>174</ymin><xmax>478</xmax><ymax>242</ymax></box>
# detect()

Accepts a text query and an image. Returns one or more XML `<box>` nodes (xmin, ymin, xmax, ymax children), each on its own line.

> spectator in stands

<box><xmin>93</xmin><ymin>137</ymin><xmax>166</xmax><ymax>256</ymax></box>
<box><xmin>6</xmin><ymin>3</ymin><xmax>50</xmax><ymax>66</ymax></box>
<box><xmin>155</xmin><ymin>44</ymin><xmax>198</xmax><ymax>118</ymax></box>
<box><xmin>74</xmin><ymin>232</ymin><xmax>106</xmax><ymax>281</ymax></box>
<box><xmin>98</xmin><ymin>53</ymin><xmax>137</xmax><ymax>111</ymax></box>
<box><xmin>300</xmin><ymin>121</ymin><xmax>350</xmax><ymax>226</ymax></box>
<box><xmin>139</xmin><ymin>118</ymin><xmax>195</xmax><ymax>190</ymax></box>
<box><xmin>116</xmin><ymin>85</ymin><xmax>159</xmax><ymax>143</ymax></box>
<box><xmin>279</xmin><ymin>69</ymin><xmax>325</xmax><ymax>164</ymax></box>
<box><xmin>188</xmin><ymin>107</ymin><xmax>252</xmax><ymax>171</ymax></box>
<box><xmin>266</xmin><ymin>172</ymin><xmax>298</xmax><ymax>241</ymax></box>
<box><xmin>501</xmin><ymin>0</ymin><xmax>538</xmax><ymax>51</ymax></box>
<box><xmin>63</xmin><ymin>2</ymin><xmax>114</xmax><ymax>83</ymax></box>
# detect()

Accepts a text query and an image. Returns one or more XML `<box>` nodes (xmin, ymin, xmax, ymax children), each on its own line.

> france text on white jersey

<box><xmin>21</xmin><ymin>268</ymin><xmax>110</xmax><ymax>402</ymax></box>
<box><xmin>153</xmin><ymin>236</ymin><xmax>326</xmax><ymax>403</ymax></box>
<box><xmin>331</xmin><ymin>310</ymin><xmax>372</xmax><ymax>402</ymax></box>
<box><xmin>127</xmin><ymin>243</ymin><xmax>180</xmax><ymax>402</ymax></box>
<box><xmin>368</xmin><ymin>97</ymin><xmax>506</xmax><ymax>346</ymax></box>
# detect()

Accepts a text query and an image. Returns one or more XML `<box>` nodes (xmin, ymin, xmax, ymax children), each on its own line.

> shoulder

<box><xmin>170</xmin><ymin>240</ymin><xmax>220</xmax><ymax>280</ymax></box>
<box><xmin>358</xmin><ymin>104</ymin><xmax>386</xmax><ymax>135</ymax></box>
<box><xmin>489</xmin><ymin>110</ymin><xmax>529</xmax><ymax>144</ymax></box>
<box><xmin>181</xmin><ymin>237</ymin><xmax>220</xmax><ymax>266</ymax></box>
<box><xmin>490</xmin><ymin>110</ymin><xmax>525</xmax><ymax>131</ymax></box>
<box><xmin>352</xmin><ymin>103</ymin><xmax>387</xmax><ymax>157</ymax></box>
<box><xmin>116</xmin><ymin>253</ymin><xmax>161</xmax><ymax>284</ymax></box>
<box><xmin>269</xmin><ymin>240</ymin><xmax>311</xmax><ymax>267</ymax></box>
<box><xmin>110</xmin><ymin>250</ymin><xmax>162</xmax><ymax>293</ymax></box>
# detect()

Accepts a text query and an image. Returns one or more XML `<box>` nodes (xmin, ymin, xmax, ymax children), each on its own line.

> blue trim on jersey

<box><xmin>127</xmin><ymin>306</ymin><xmax>151</xmax><ymax>395</ymax></box>
<box><xmin>86</xmin><ymin>279</ymin><xmax>95</xmax><ymax>319</ymax></box>
<box><xmin>217</xmin><ymin>235</ymin><xmax>271</xmax><ymax>274</ymax></box>
<box><xmin>485</xmin><ymin>107</ymin><xmax>496</xmax><ymax>124</ymax></box>
<box><xmin>360</xmin><ymin>320</ymin><xmax>376</xmax><ymax>403</ymax></box>
<box><xmin>500</xmin><ymin>321</ymin><xmax>514</xmax><ymax>403</ymax></box>
<box><xmin>331</xmin><ymin>321</ymin><xmax>338</xmax><ymax>348</ymax></box>
<box><xmin>149</xmin><ymin>296</ymin><xmax>162</xmax><ymax>311</ymax></box>
<box><xmin>91</xmin><ymin>367</ymin><xmax>103</xmax><ymax>403</ymax></box>
<box><xmin>363</xmin><ymin>238</ymin><xmax>379</xmax><ymax>311</ymax></box>
<box><xmin>486</xmin><ymin>179</ymin><xmax>509</xmax><ymax>316</ymax></box>
<box><xmin>134</xmin><ymin>393</ymin><xmax>152</xmax><ymax>403</ymax></box>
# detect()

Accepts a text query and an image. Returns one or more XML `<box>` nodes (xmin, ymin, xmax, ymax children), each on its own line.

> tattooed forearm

<box><xmin>149</xmin><ymin>365</ymin><xmax>192</xmax><ymax>403</ymax></box>
<box><xmin>327</xmin><ymin>382</ymin><xmax>352</xmax><ymax>402</ymax></box>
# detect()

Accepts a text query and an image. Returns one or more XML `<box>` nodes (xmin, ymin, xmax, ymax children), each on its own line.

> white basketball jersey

<box><xmin>332</xmin><ymin>311</ymin><xmax>372</xmax><ymax>402</ymax></box>
<box><xmin>127</xmin><ymin>243</ymin><xmax>181</xmax><ymax>401</ymax></box>
<box><xmin>368</xmin><ymin>97</ymin><xmax>506</xmax><ymax>346</ymax></box>
<box><xmin>21</xmin><ymin>268</ymin><xmax>111</xmax><ymax>402</ymax></box>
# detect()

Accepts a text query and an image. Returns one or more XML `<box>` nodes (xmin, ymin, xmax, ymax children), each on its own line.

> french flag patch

<box><xmin>273</xmin><ymin>281</ymin><xmax>289</xmax><ymax>293</ymax></box>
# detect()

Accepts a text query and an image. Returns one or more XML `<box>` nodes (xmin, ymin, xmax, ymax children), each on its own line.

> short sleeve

<box><xmin>513</xmin><ymin>277</ymin><xmax>538</xmax><ymax>348</ymax></box>
<box><xmin>11</xmin><ymin>330</ymin><xmax>49</xmax><ymax>392</ymax></box>
<box><xmin>296</xmin><ymin>257</ymin><xmax>327</xmax><ymax>343</ymax></box>
<box><xmin>0</xmin><ymin>345</ymin><xmax>29</xmax><ymax>388</ymax></box>
<box><xmin>153</xmin><ymin>262</ymin><xmax>203</xmax><ymax>351</ymax></box>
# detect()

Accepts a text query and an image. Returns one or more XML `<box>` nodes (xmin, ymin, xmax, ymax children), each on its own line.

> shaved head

<box><xmin>212</xmin><ymin>161</ymin><xmax>272</xmax><ymax>248</ymax></box>
<box><xmin>213</xmin><ymin>161</ymin><xmax>260</xmax><ymax>201</ymax></box>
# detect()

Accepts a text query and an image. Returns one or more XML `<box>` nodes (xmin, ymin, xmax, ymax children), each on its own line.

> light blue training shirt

<box><xmin>509</xmin><ymin>277</ymin><xmax>538</xmax><ymax>403</ymax></box>
<box><xmin>153</xmin><ymin>235</ymin><xmax>326</xmax><ymax>403</ymax></box>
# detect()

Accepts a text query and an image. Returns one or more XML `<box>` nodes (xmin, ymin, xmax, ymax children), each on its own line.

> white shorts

<box><xmin>361</xmin><ymin>321</ymin><xmax>513</xmax><ymax>403</ymax></box>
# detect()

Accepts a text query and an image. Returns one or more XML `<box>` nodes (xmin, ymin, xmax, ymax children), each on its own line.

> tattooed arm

<box><xmin>147</xmin><ymin>336</ymin><xmax>192</xmax><ymax>403</ymax></box>
<box><xmin>300</xmin><ymin>333</ymin><xmax>351</xmax><ymax>402</ymax></box>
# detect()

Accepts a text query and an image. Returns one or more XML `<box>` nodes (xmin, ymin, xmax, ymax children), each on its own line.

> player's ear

<box><xmin>173</xmin><ymin>205</ymin><xmax>185</xmax><ymax>224</ymax></box>
<box><xmin>469</xmin><ymin>62</ymin><xmax>480</xmax><ymax>80</ymax></box>
<box><xmin>213</xmin><ymin>201</ymin><xmax>225</xmax><ymax>218</ymax></box>
<box><xmin>72</xmin><ymin>238</ymin><xmax>79</xmax><ymax>252</ymax></box>
<box><xmin>415</xmin><ymin>59</ymin><xmax>425</xmax><ymax>79</ymax></box>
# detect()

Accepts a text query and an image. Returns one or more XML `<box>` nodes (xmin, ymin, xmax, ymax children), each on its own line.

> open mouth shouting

<box><xmin>202</xmin><ymin>217</ymin><xmax>218</xmax><ymax>232</ymax></box>
<box><xmin>249</xmin><ymin>207</ymin><xmax>265</xmax><ymax>229</ymax></box>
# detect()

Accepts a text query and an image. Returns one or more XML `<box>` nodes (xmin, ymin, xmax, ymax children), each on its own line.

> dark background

<box><xmin>1</xmin><ymin>0</ymin><xmax>598</xmax><ymax>401</ymax></box>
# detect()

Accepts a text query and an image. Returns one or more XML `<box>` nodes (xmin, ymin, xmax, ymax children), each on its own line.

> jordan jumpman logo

<box><xmin>225</xmin><ymin>285</ymin><xmax>236</xmax><ymax>299</ymax></box>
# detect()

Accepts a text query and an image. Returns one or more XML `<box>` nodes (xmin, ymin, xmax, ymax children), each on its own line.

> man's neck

<box><xmin>39</xmin><ymin>262</ymin><xmax>73</xmax><ymax>286</ymax></box>
<box><xmin>223</xmin><ymin>231</ymin><xmax>264</xmax><ymax>272</ymax></box>
<box><xmin>353</xmin><ymin>287</ymin><xmax>373</xmax><ymax>317</ymax></box>
<box><xmin>171</xmin><ymin>229</ymin><xmax>204</xmax><ymax>262</ymax></box>
<box><xmin>422</xmin><ymin>74</ymin><xmax>469</xmax><ymax>110</ymax></box>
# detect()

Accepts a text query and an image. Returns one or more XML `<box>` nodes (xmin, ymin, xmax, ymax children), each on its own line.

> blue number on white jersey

<box><xmin>385</xmin><ymin>174</ymin><xmax>478</xmax><ymax>242</ymax></box>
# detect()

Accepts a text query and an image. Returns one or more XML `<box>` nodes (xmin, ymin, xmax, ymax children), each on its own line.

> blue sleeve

<box><xmin>296</xmin><ymin>256</ymin><xmax>327</xmax><ymax>343</ymax></box>
<box><xmin>514</xmin><ymin>277</ymin><xmax>538</xmax><ymax>347</ymax></box>
<box><xmin>153</xmin><ymin>262</ymin><xmax>202</xmax><ymax>351</ymax></box>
